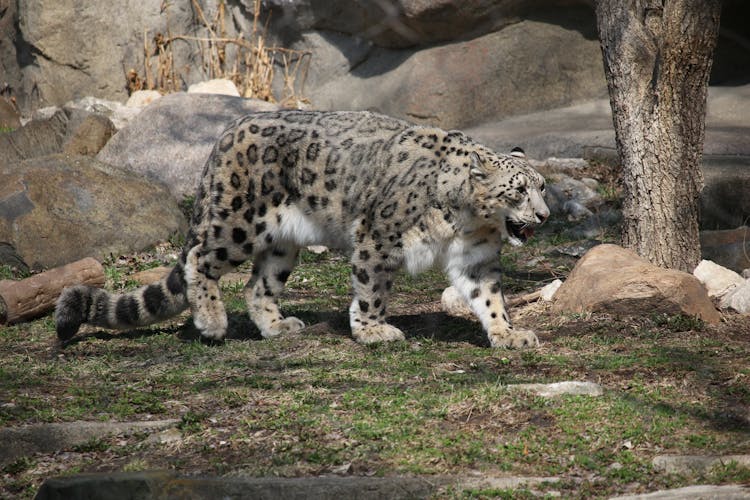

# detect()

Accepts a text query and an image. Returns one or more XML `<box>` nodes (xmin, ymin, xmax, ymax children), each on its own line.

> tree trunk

<box><xmin>595</xmin><ymin>0</ymin><xmax>721</xmax><ymax>272</ymax></box>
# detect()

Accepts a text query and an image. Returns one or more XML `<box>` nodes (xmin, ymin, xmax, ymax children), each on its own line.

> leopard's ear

<box><xmin>510</xmin><ymin>147</ymin><xmax>526</xmax><ymax>158</ymax></box>
<box><xmin>510</xmin><ymin>146</ymin><xmax>526</xmax><ymax>158</ymax></box>
<box><xmin>469</xmin><ymin>151</ymin><xmax>488</xmax><ymax>180</ymax></box>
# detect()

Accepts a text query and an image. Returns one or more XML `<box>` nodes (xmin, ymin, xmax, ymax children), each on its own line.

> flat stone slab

<box><xmin>652</xmin><ymin>454</ymin><xmax>750</xmax><ymax>475</ymax></box>
<box><xmin>507</xmin><ymin>381</ymin><xmax>604</xmax><ymax>397</ymax></box>
<box><xmin>0</xmin><ymin>419</ymin><xmax>178</xmax><ymax>467</ymax></box>
<box><xmin>465</xmin><ymin>84</ymin><xmax>750</xmax><ymax>160</ymax></box>
<box><xmin>34</xmin><ymin>471</ymin><xmax>559</xmax><ymax>500</ymax></box>
<box><xmin>610</xmin><ymin>484</ymin><xmax>750</xmax><ymax>499</ymax></box>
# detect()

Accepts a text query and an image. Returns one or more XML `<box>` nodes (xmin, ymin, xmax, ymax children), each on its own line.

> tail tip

<box><xmin>54</xmin><ymin>286</ymin><xmax>87</xmax><ymax>341</ymax></box>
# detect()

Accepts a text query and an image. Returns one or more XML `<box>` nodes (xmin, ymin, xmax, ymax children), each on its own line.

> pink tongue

<box><xmin>521</xmin><ymin>226</ymin><xmax>535</xmax><ymax>239</ymax></box>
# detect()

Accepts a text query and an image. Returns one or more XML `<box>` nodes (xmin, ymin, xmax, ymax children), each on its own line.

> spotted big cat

<box><xmin>56</xmin><ymin>110</ymin><xmax>549</xmax><ymax>348</ymax></box>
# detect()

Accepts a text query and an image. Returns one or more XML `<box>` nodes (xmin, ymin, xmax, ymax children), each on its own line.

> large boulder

<box><xmin>266</xmin><ymin>0</ymin><xmax>596</xmax><ymax>49</ymax></box>
<box><xmin>0</xmin><ymin>154</ymin><xmax>186</xmax><ymax>269</ymax></box>
<box><xmin>300</xmin><ymin>19</ymin><xmax>607</xmax><ymax>128</ymax></box>
<box><xmin>553</xmin><ymin>244</ymin><xmax>721</xmax><ymax>324</ymax></box>
<box><xmin>97</xmin><ymin>92</ymin><xmax>278</xmax><ymax>200</ymax></box>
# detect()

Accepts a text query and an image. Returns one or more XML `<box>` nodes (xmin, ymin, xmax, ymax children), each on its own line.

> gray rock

<box><xmin>0</xmin><ymin>154</ymin><xmax>186</xmax><ymax>269</ymax></box>
<box><xmin>720</xmin><ymin>280</ymin><xmax>750</xmax><ymax>314</ymax></box>
<box><xmin>546</xmin><ymin>173</ymin><xmax>603</xmax><ymax>222</ymax></box>
<box><xmin>62</xmin><ymin>96</ymin><xmax>144</xmax><ymax>130</ymax></box>
<box><xmin>507</xmin><ymin>381</ymin><xmax>604</xmax><ymax>397</ymax></box>
<box><xmin>652</xmin><ymin>454</ymin><xmax>750</xmax><ymax>475</ymax></box>
<box><xmin>62</xmin><ymin>113</ymin><xmax>117</xmax><ymax>156</ymax></box>
<box><xmin>0</xmin><ymin>109</ymin><xmax>79</xmax><ymax>165</ymax></box>
<box><xmin>611</xmin><ymin>485</ymin><xmax>750</xmax><ymax>500</ymax></box>
<box><xmin>0</xmin><ymin>420</ymin><xmax>178</xmax><ymax>467</ymax></box>
<box><xmin>97</xmin><ymin>92</ymin><xmax>278</xmax><ymax>200</ymax></box>
<box><xmin>552</xmin><ymin>244</ymin><xmax>722</xmax><ymax>324</ymax></box>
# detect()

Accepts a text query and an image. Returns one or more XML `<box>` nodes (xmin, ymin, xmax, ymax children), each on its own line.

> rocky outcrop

<box><xmin>552</xmin><ymin>244</ymin><xmax>721</xmax><ymax>323</ymax></box>
<box><xmin>0</xmin><ymin>108</ymin><xmax>115</xmax><ymax>166</ymax></box>
<box><xmin>301</xmin><ymin>20</ymin><xmax>607</xmax><ymax>128</ymax></box>
<box><xmin>0</xmin><ymin>154</ymin><xmax>186</xmax><ymax>269</ymax></box>
<box><xmin>97</xmin><ymin>92</ymin><xmax>278</xmax><ymax>200</ymax></box>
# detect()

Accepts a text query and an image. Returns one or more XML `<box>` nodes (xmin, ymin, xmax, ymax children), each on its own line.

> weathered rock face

<box><xmin>299</xmin><ymin>19</ymin><xmax>607</xmax><ymax>128</ymax></box>
<box><xmin>2</xmin><ymin>0</ymin><xmax>749</xmax><ymax>123</ymax></box>
<box><xmin>0</xmin><ymin>99</ymin><xmax>20</xmax><ymax>129</ymax></box>
<box><xmin>0</xmin><ymin>154</ymin><xmax>186</xmax><ymax>269</ymax></box>
<box><xmin>553</xmin><ymin>244</ymin><xmax>721</xmax><ymax>323</ymax></box>
<box><xmin>11</xmin><ymin>0</ymin><xmax>198</xmax><ymax>111</ymax></box>
<box><xmin>97</xmin><ymin>92</ymin><xmax>278</xmax><ymax>200</ymax></box>
<box><xmin>266</xmin><ymin>0</ymin><xmax>597</xmax><ymax>49</ymax></box>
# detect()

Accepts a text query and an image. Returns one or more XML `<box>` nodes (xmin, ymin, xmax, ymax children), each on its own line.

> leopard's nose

<box><xmin>535</xmin><ymin>209</ymin><xmax>549</xmax><ymax>224</ymax></box>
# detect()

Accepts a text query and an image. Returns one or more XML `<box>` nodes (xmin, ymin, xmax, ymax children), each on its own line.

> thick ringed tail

<box><xmin>54</xmin><ymin>263</ymin><xmax>189</xmax><ymax>341</ymax></box>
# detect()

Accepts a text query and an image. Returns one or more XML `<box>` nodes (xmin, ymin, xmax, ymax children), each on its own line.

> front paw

<box><xmin>352</xmin><ymin>324</ymin><xmax>406</xmax><ymax>345</ymax></box>
<box><xmin>489</xmin><ymin>328</ymin><xmax>539</xmax><ymax>349</ymax></box>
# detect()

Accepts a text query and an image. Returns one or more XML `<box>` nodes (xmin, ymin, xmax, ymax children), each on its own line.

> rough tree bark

<box><xmin>595</xmin><ymin>0</ymin><xmax>721</xmax><ymax>272</ymax></box>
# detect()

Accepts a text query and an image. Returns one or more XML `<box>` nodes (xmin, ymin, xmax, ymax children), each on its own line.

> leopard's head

<box><xmin>469</xmin><ymin>147</ymin><xmax>549</xmax><ymax>246</ymax></box>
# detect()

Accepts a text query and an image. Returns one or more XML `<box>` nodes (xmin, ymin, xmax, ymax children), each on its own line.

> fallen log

<box><xmin>0</xmin><ymin>257</ymin><xmax>105</xmax><ymax>325</ymax></box>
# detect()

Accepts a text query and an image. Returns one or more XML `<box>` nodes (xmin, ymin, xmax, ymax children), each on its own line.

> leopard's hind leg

<box><xmin>244</xmin><ymin>245</ymin><xmax>304</xmax><ymax>338</ymax></box>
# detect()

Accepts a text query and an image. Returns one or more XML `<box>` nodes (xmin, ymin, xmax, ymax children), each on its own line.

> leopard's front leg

<box><xmin>447</xmin><ymin>261</ymin><xmax>539</xmax><ymax>349</ymax></box>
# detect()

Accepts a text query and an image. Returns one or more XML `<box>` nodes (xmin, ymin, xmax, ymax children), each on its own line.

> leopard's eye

<box><xmin>540</xmin><ymin>182</ymin><xmax>545</xmax><ymax>193</ymax></box>
<box><xmin>517</xmin><ymin>185</ymin><xmax>527</xmax><ymax>195</ymax></box>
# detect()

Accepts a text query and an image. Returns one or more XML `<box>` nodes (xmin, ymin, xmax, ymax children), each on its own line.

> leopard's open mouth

<box><xmin>505</xmin><ymin>218</ymin><xmax>534</xmax><ymax>244</ymax></box>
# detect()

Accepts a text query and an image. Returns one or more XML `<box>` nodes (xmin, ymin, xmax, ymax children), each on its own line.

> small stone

<box><xmin>126</xmin><ymin>90</ymin><xmax>163</xmax><ymax>108</ymax></box>
<box><xmin>188</xmin><ymin>79</ymin><xmax>240</xmax><ymax>97</ymax></box>
<box><xmin>544</xmin><ymin>157</ymin><xmax>589</xmax><ymax>170</ymax></box>
<box><xmin>145</xmin><ymin>428</ymin><xmax>183</xmax><ymax>445</ymax></box>
<box><xmin>540</xmin><ymin>279</ymin><xmax>563</xmax><ymax>302</ymax></box>
<box><xmin>507</xmin><ymin>381</ymin><xmax>604</xmax><ymax>397</ymax></box>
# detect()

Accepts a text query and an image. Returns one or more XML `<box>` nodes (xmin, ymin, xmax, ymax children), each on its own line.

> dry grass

<box><xmin>127</xmin><ymin>0</ymin><xmax>310</xmax><ymax>107</ymax></box>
